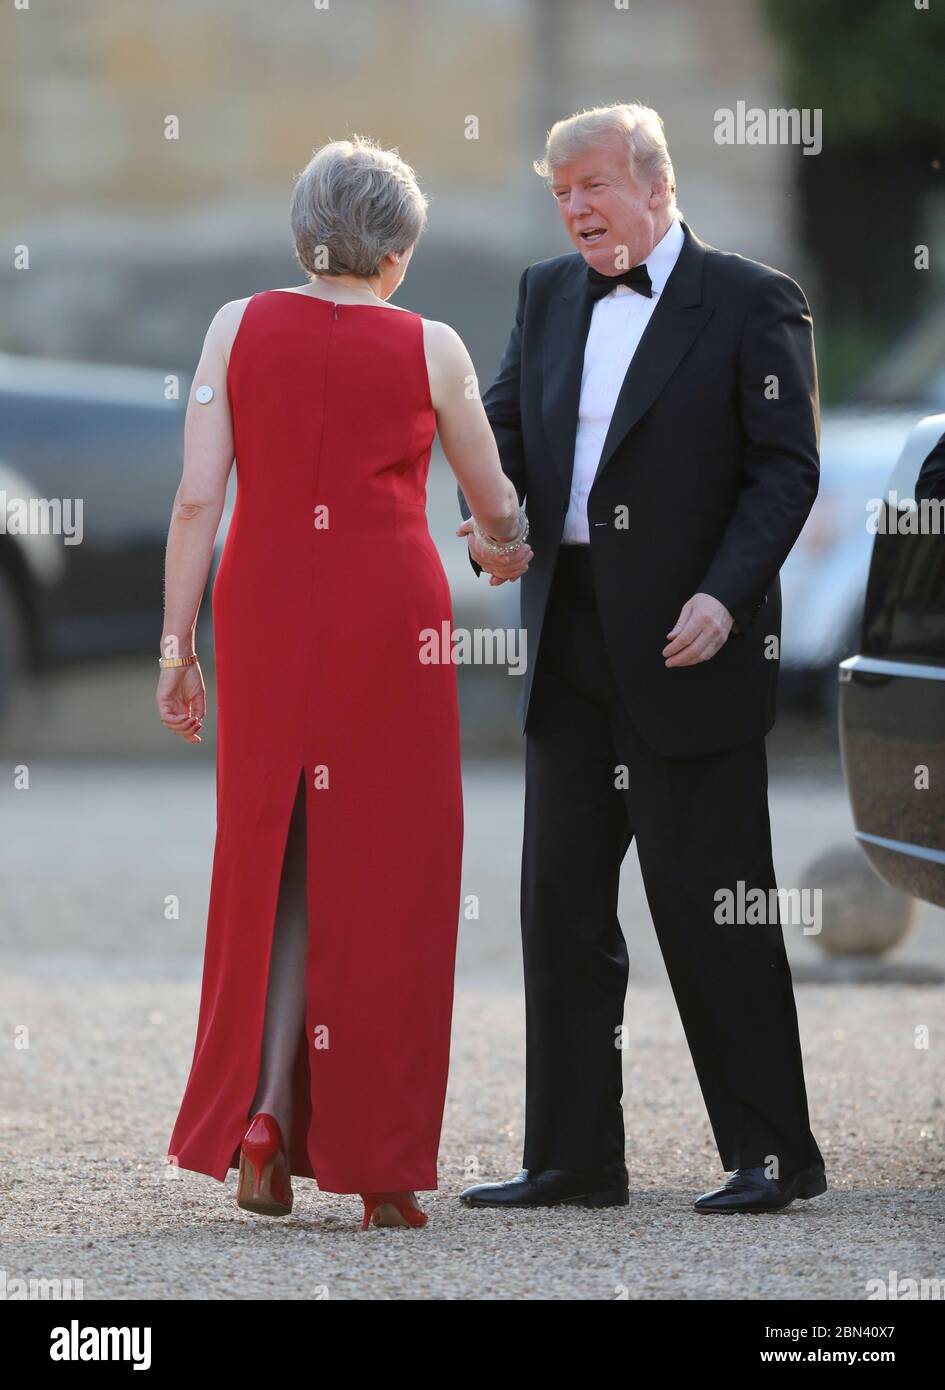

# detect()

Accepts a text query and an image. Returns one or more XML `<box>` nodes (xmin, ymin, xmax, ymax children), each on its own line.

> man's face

<box><xmin>550</xmin><ymin>132</ymin><xmax>667</xmax><ymax>274</ymax></box>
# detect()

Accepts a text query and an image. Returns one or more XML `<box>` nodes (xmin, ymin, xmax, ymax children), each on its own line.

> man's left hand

<box><xmin>662</xmin><ymin>593</ymin><xmax>733</xmax><ymax>667</ymax></box>
<box><xmin>456</xmin><ymin>517</ymin><xmax>533</xmax><ymax>585</ymax></box>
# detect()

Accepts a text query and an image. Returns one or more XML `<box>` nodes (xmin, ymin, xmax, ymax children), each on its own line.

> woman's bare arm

<box><xmin>423</xmin><ymin>318</ymin><xmax>522</xmax><ymax>542</ymax></box>
<box><xmin>160</xmin><ymin>300</ymin><xmax>245</xmax><ymax>657</ymax></box>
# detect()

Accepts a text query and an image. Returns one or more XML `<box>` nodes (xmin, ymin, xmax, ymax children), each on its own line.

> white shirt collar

<box><xmin>609</xmin><ymin>215</ymin><xmax>685</xmax><ymax>299</ymax></box>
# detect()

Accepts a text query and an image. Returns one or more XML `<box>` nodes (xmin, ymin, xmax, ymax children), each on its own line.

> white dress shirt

<box><xmin>562</xmin><ymin>215</ymin><xmax>685</xmax><ymax>544</ymax></box>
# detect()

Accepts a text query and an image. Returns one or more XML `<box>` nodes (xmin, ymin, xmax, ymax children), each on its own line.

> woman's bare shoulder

<box><xmin>421</xmin><ymin>317</ymin><xmax>470</xmax><ymax>365</ymax></box>
<box><xmin>421</xmin><ymin>319</ymin><xmax>477</xmax><ymax>411</ymax></box>
<box><xmin>205</xmin><ymin>297</ymin><xmax>254</xmax><ymax>364</ymax></box>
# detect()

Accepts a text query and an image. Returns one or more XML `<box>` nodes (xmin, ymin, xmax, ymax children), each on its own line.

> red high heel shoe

<box><xmin>237</xmin><ymin>1113</ymin><xmax>293</xmax><ymax>1217</ymax></box>
<box><xmin>360</xmin><ymin>1191</ymin><xmax>428</xmax><ymax>1230</ymax></box>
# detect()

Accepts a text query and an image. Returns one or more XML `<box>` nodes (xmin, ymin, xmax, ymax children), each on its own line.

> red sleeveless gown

<box><xmin>167</xmin><ymin>291</ymin><xmax>463</xmax><ymax>1193</ymax></box>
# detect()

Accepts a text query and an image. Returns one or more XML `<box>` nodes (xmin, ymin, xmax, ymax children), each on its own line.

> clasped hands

<box><xmin>457</xmin><ymin>521</ymin><xmax>733</xmax><ymax>666</ymax></box>
<box><xmin>456</xmin><ymin>517</ymin><xmax>533</xmax><ymax>586</ymax></box>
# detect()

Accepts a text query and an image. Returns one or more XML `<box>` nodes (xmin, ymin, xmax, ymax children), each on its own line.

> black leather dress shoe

<box><xmin>459</xmin><ymin>1167</ymin><xmax>629</xmax><ymax>1209</ymax></box>
<box><xmin>694</xmin><ymin>1163</ymin><xmax>827</xmax><ymax>1214</ymax></box>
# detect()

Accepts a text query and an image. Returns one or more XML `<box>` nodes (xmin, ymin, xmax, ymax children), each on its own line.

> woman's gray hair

<box><xmin>290</xmin><ymin>136</ymin><xmax>429</xmax><ymax>279</ymax></box>
<box><xmin>533</xmin><ymin>102</ymin><xmax>677</xmax><ymax>207</ymax></box>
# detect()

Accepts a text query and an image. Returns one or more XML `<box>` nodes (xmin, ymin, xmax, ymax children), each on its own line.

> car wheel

<box><xmin>804</xmin><ymin>845</ymin><xmax>917</xmax><ymax>955</ymax></box>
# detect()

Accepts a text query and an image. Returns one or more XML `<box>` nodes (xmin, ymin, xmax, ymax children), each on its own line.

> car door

<box><xmin>838</xmin><ymin>412</ymin><xmax>945</xmax><ymax>908</ymax></box>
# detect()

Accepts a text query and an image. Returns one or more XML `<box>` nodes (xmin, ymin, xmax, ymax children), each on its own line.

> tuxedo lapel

<box><xmin>592</xmin><ymin>221</ymin><xmax>714</xmax><ymax>487</ymax></box>
<box><xmin>541</xmin><ymin>281</ymin><xmax>594</xmax><ymax>495</ymax></box>
<box><xmin>539</xmin><ymin>223</ymin><xmax>716</xmax><ymax>498</ymax></box>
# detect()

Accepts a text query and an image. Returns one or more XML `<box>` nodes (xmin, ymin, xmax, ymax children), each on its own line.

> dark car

<box><xmin>0</xmin><ymin>353</ymin><xmax>223</xmax><ymax>719</ymax></box>
<box><xmin>839</xmin><ymin>411</ymin><xmax>945</xmax><ymax>909</ymax></box>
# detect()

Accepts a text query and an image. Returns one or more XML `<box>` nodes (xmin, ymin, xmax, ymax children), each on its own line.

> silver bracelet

<box><xmin>473</xmin><ymin>507</ymin><xmax>529</xmax><ymax>555</ymax></box>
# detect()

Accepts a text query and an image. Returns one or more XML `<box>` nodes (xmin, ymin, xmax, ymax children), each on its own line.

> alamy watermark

<box><xmin>1</xmin><ymin>1267</ymin><xmax>83</xmax><ymax>1299</ymax></box>
<box><xmin>419</xmin><ymin>623</ymin><xmax>526</xmax><ymax>676</ymax></box>
<box><xmin>714</xmin><ymin>881</ymin><xmax>822</xmax><ymax>935</ymax></box>
<box><xmin>866</xmin><ymin>494</ymin><xmax>945</xmax><ymax>534</ymax></box>
<box><xmin>0</xmin><ymin>492</ymin><xmax>83</xmax><ymax>544</ymax></box>
<box><xmin>714</xmin><ymin>101</ymin><xmax>822</xmax><ymax>157</ymax></box>
<box><xmin>866</xmin><ymin>1270</ymin><xmax>944</xmax><ymax>1300</ymax></box>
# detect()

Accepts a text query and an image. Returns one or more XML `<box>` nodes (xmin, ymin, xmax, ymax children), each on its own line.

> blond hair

<box><xmin>534</xmin><ymin>102</ymin><xmax>676</xmax><ymax>207</ymax></box>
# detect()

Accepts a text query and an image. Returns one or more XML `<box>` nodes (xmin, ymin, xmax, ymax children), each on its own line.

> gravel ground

<box><xmin>1</xmin><ymin>981</ymin><xmax>942</xmax><ymax>1300</ymax></box>
<box><xmin>1</xmin><ymin>760</ymin><xmax>943</xmax><ymax>1300</ymax></box>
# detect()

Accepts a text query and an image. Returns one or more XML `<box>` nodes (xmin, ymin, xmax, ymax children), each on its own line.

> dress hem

<box><xmin>168</xmin><ymin>1151</ymin><xmax>441</xmax><ymax>1195</ymax></box>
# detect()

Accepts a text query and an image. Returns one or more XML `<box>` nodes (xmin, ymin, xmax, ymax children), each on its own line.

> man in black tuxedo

<box><xmin>458</xmin><ymin>103</ymin><xmax>826</xmax><ymax>1214</ymax></box>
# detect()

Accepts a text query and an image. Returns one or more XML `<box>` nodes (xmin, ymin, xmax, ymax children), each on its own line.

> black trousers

<box><xmin>521</xmin><ymin>544</ymin><xmax>823</xmax><ymax>1177</ymax></box>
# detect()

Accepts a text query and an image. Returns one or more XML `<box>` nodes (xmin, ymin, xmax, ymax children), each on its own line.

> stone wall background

<box><xmin>3</xmin><ymin>0</ymin><xmax>804</xmax><ymax>377</ymax></box>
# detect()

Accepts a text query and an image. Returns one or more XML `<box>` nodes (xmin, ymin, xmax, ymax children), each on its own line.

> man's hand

<box><xmin>456</xmin><ymin>518</ymin><xmax>533</xmax><ymax>586</ymax></box>
<box><xmin>662</xmin><ymin>593</ymin><xmax>733</xmax><ymax>667</ymax></box>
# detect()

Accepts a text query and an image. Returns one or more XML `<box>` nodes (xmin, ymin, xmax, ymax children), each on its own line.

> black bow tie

<box><xmin>586</xmin><ymin>262</ymin><xmax>653</xmax><ymax>301</ymax></box>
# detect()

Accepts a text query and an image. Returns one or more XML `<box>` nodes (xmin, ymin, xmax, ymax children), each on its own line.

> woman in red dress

<box><xmin>158</xmin><ymin>137</ymin><xmax>531</xmax><ymax>1229</ymax></box>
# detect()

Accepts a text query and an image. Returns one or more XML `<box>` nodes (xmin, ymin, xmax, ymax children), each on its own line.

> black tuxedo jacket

<box><xmin>459</xmin><ymin>220</ymin><xmax>820</xmax><ymax>756</ymax></box>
